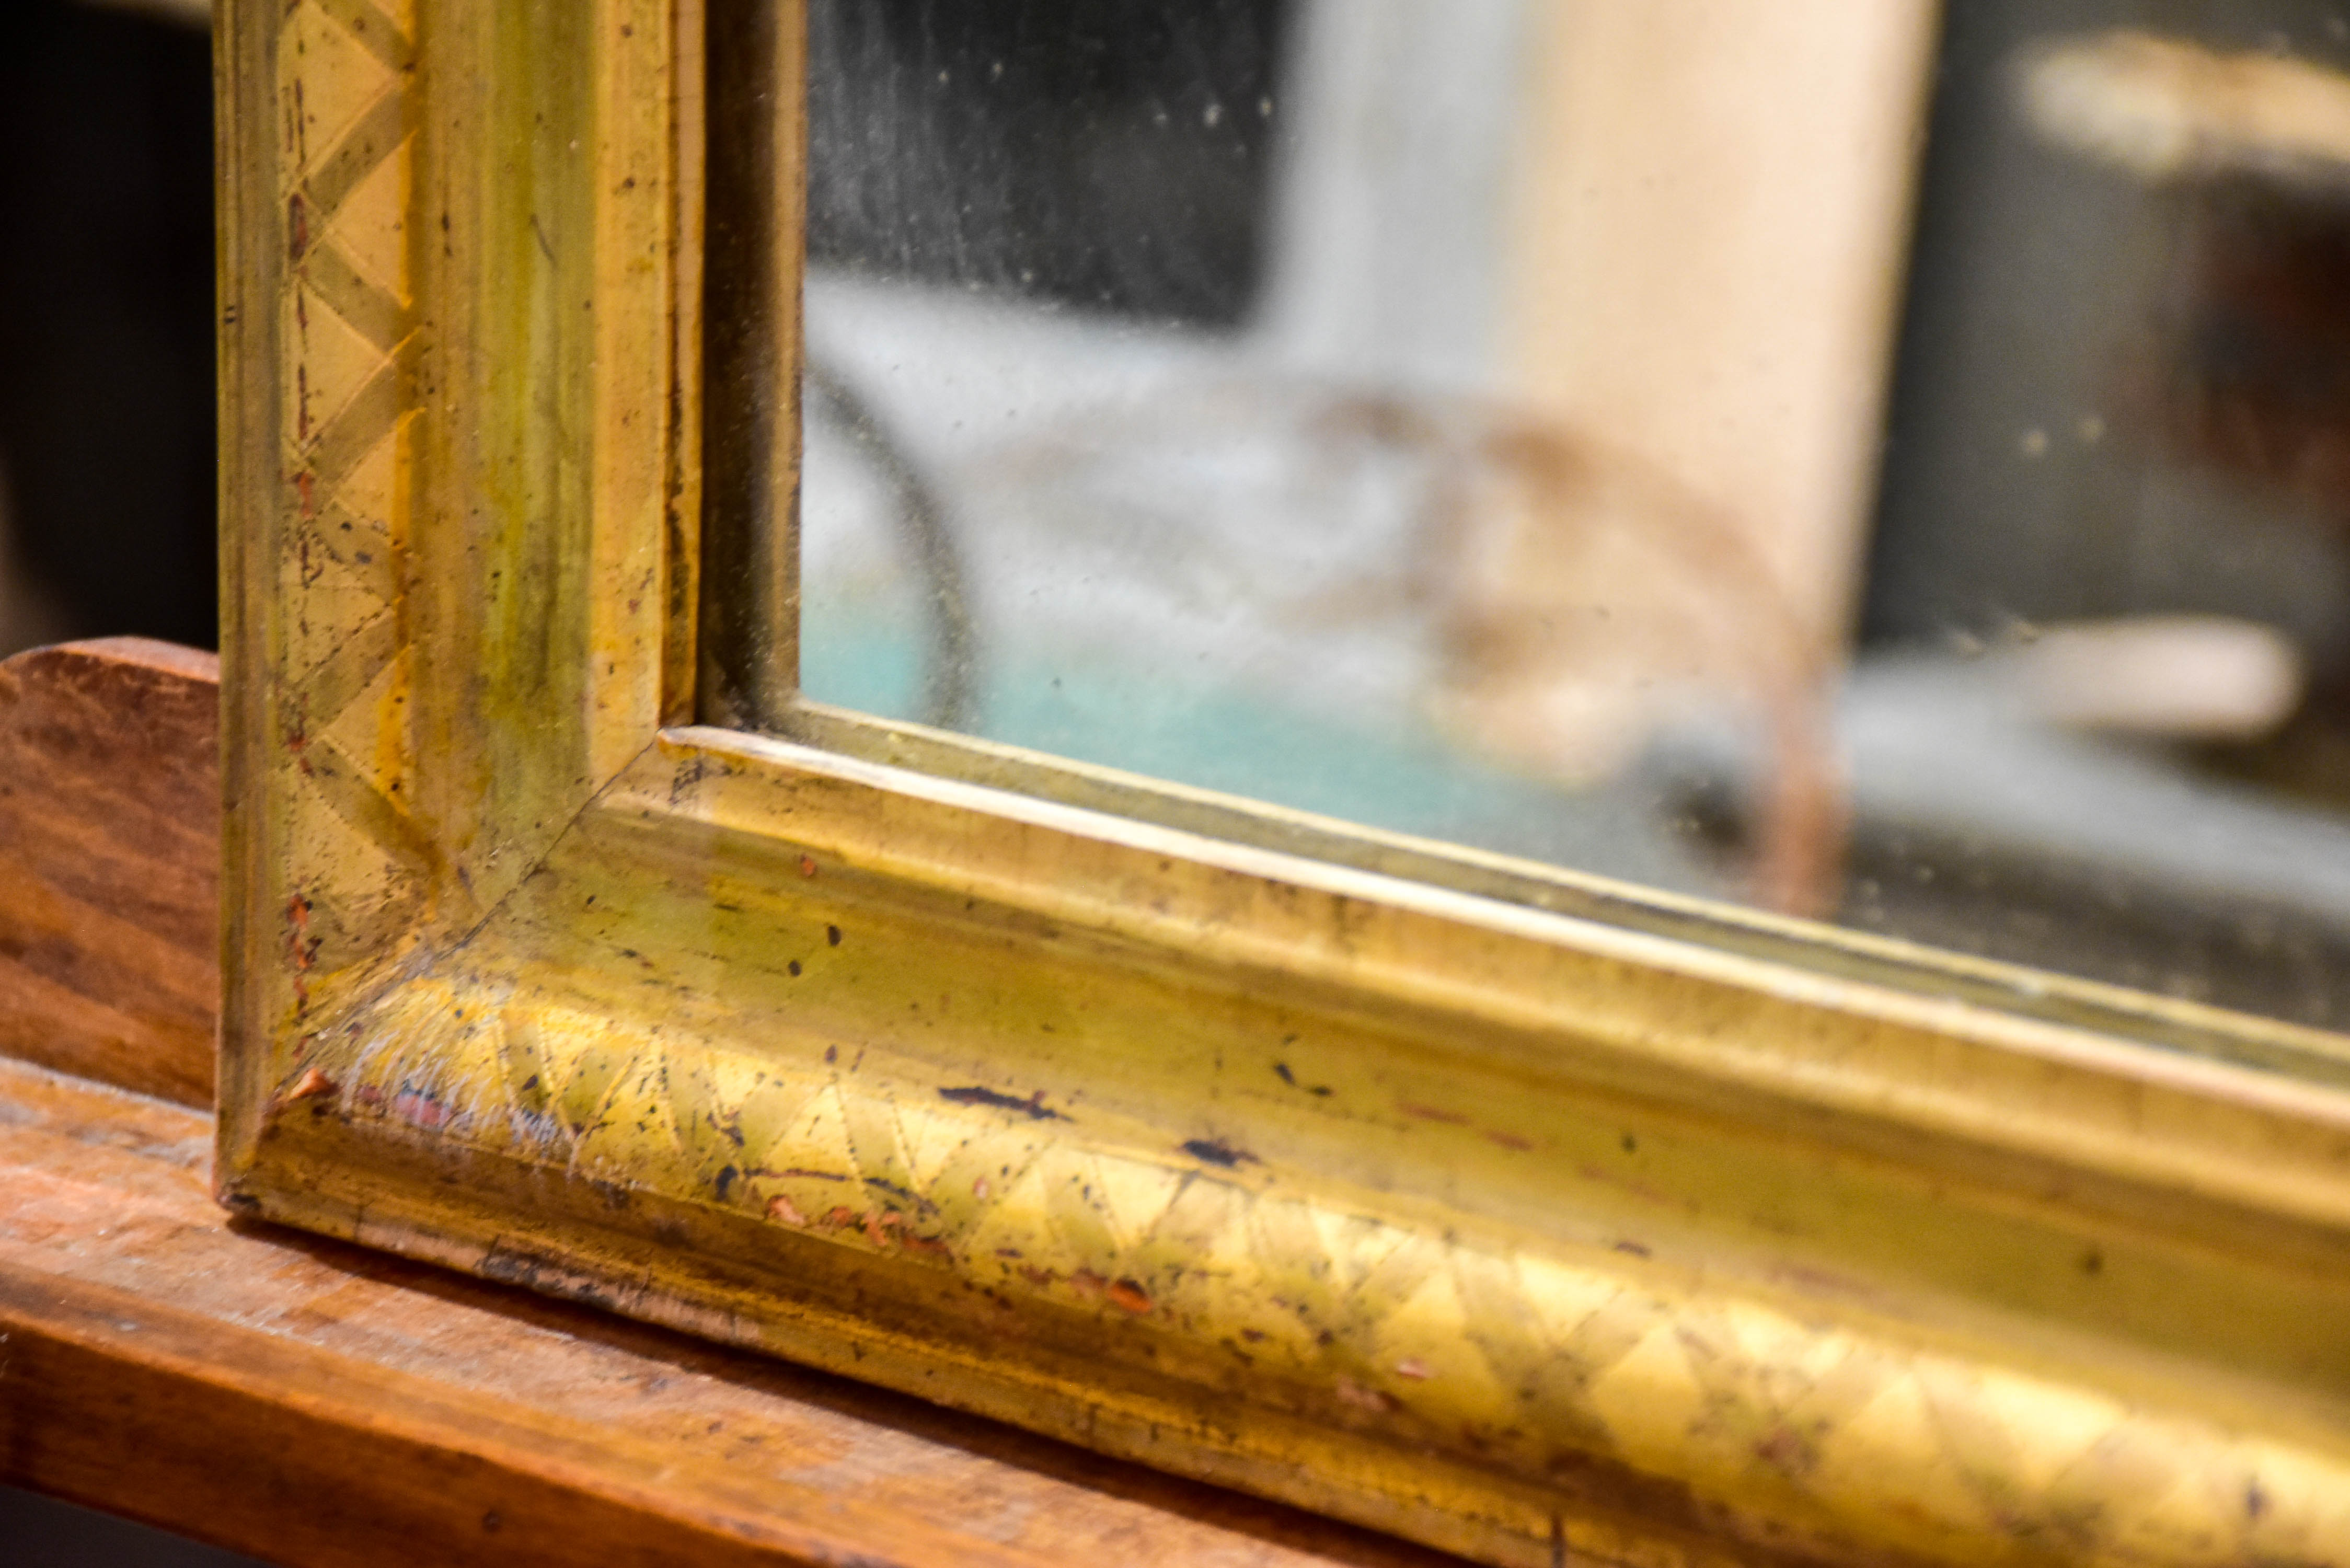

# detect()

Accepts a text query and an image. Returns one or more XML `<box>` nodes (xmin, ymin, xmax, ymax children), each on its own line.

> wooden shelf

<box><xmin>0</xmin><ymin>639</ymin><xmax>1457</xmax><ymax>1568</ymax></box>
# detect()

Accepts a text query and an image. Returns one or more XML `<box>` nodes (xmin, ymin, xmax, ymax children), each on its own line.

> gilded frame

<box><xmin>218</xmin><ymin>4</ymin><xmax>2350</xmax><ymax>1564</ymax></box>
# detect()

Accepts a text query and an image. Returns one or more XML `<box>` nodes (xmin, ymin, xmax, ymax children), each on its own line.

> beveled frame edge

<box><xmin>779</xmin><ymin>699</ymin><xmax>2350</xmax><ymax>1091</ymax></box>
<box><xmin>220</xmin><ymin>5</ymin><xmax>2350</xmax><ymax>1567</ymax></box>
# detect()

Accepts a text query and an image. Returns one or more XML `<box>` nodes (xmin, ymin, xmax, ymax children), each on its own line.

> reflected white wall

<box><xmin>1255</xmin><ymin>0</ymin><xmax>1533</xmax><ymax>388</ymax></box>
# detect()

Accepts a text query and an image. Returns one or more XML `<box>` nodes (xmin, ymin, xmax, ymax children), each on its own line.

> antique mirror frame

<box><xmin>219</xmin><ymin>3</ymin><xmax>2350</xmax><ymax>1564</ymax></box>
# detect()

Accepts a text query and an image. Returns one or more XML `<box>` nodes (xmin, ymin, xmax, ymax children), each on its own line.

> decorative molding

<box><xmin>218</xmin><ymin>4</ymin><xmax>2350</xmax><ymax>1565</ymax></box>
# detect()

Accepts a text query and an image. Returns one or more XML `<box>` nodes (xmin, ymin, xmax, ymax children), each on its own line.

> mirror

<box><xmin>779</xmin><ymin>0</ymin><xmax>2350</xmax><ymax>1034</ymax></box>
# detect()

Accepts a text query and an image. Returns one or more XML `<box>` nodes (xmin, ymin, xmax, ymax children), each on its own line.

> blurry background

<box><xmin>798</xmin><ymin>0</ymin><xmax>1927</xmax><ymax>926</ymax></box>
<box><xmin>791</xmin><ymin>0</ymin><xmax>2350</xmax><ymax>1035</ymax></box>
<box><xmin>0</xmin><ymin>0</ymin><xmax>214</xmax><ymax>658</ymax></box>
<box><xmin>1871</xmin><ymin>0</ymin><xmax>2350</xmax><ymax>649</ymax></box>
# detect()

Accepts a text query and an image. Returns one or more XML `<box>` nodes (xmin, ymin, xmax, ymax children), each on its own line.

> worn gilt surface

<box><xmin>222</xmin><ymin>3</ymin><xmax>2350</xmax><ymax>1566</ymax></box>
<box><xmin>273</xmin><ymin>0</ymin><xmax>424</xmax><ymax>1018</ymax></box>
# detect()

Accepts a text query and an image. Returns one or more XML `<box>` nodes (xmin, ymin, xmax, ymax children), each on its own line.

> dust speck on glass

<box><xmin>784</xmin><ymin>0</ymin><xmax>2350</xmax><ymax>1036</ymax></box>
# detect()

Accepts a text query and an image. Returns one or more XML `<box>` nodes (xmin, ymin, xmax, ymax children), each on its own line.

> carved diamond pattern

<box><xmin>277</xmin><ymin>0</ymin><xmax>420</xmax><ymax>1010</ymax></box>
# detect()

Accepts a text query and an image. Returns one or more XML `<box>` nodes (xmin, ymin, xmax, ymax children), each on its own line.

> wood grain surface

<box><xmin>0</xmin><ymin>1055</ymin><xmax>1464</xmax><ymax>1568</ymax></box>
<box><xmin>0</xmin><ymin>637</ymin><xmax>1461</xmax><ymax>1568</ymax></box>
<box><xmin>0</xmin><ymin>638</ymin><xmax>218</xmax><ymax>1107</ymax></box>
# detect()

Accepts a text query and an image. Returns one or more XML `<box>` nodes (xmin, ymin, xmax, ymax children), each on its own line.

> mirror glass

<box><xmin>787</xmin><ymin>0</ymin><xmax>2350</xmax><ymax>1034</ymax></box>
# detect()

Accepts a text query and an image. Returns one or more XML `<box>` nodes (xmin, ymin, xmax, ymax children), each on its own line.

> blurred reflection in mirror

<box><xmin>789</xmin><ymin>0</ymin><xmax>2350</xmax><ymax>1034</ymax></box>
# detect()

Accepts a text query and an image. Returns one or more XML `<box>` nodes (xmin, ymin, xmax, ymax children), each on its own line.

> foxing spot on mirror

<box><xmin>765</xmin><ymin>0</ymin><xmax>2350</xmax><ymax>1036</ymax></box>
